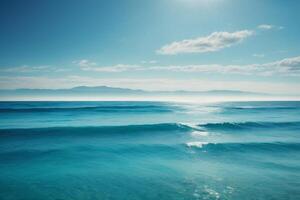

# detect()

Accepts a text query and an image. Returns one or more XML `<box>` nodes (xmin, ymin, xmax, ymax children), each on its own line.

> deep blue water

<box><xmin>0</xmin><ymin>101</ymin><xmax>300</xmax><ymax>200</ymax></box>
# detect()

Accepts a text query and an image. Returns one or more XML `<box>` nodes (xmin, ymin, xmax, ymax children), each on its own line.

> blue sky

<box><xmin>0</xmin><ymin>0</ymin><xmax>300</xmax><ymax>94</ymax></box>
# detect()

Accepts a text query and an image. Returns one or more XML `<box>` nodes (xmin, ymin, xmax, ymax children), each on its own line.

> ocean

<box><xmin>0</xmin><ymin>101</ymin><xmax>299</xmax><ymax>200</ymax></box>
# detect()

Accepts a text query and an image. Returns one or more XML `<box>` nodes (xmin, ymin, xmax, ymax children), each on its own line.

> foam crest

<box><xmin>186</xmin><ymin>141</ymin><xmax>209</xmax><ymax>148</ymax></box>
<box><xmin>191</xmin><ymin>131</ymin><xmax>209</xmax><ymax>137</ymax></box>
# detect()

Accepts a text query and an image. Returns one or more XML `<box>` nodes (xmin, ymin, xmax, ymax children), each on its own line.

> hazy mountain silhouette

<box><xmin>0</xmin><ymin>86</ymin><xmax>269</xmax><ymax>98</ymax></box>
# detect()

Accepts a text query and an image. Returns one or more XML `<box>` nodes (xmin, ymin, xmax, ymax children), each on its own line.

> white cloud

<box><xmin>264</xmin><ymin>56</ymin><xmax>300</xmax><ymax>73</ymax></box>
<box><xmin>73</xmin><ymin>59</ymin><xmax>141</xmax><ymax>72</ymax></box>
<box><xmin>157</xmin><ymin>30</ymin><xmax>253</xmax><ymax>55</ymax></box>
<box><xmin>253</xmin><ymin>54</ymin><xmax>265</xmax><ymax>58</ymax></box>
<box><xmin>257</xmin><ymin>24</ymin><xmax>284</xmax><ymax>30</ymax></box>
<box><xmin>81</xmin><ymin>64</ymin><xmax>141</xmax><ymax>72</ymax></box>
<box><xmin>76</xmin><ymin>56</ymin><xmax>300</xmax><ymax>76</ymax></box>
<box><xmin>0</xmin><ymin>65</ymin><xmax>66</xmax><ymax>73</ymax></box>
<box><xmin>73</xmin><ymin>59</ymin><xmax>96</xmax><ymax>67</ymax></box>
<box><xmin>141</xmin><ymin>60</ymin><xmax>158</xmax><ymax>64</ymax></box>
<box><xmin>1</xmin><ymin>65</ymin><xmax>49</xmax><ymax>72</ymax></box>
<box><xmin>257</xmin><ymin>24</ymin><xmax>273</xmax><ymax>30</ymax></box>
<box><xmin>152</xmin><ymin>56</ymin><xmax>300</xmax><ymax>76</ymax></box>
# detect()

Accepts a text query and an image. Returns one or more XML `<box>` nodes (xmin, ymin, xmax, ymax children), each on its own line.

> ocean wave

<box><xmin>223</xmin><ymin>106</ymin><xmax>298</xmax><ymax>111</ymax></box>
<box><xmin>198</xmin><ymin>121</ymin><xmax>300</xmax><ymax>131</ymax></box>
<box><xmin>2</xmin><ymin>142</ymin><xmax>300</xmax><ymax>163</ymax></box>
<box><xmin>0</xmin><ymin>123</ymin><xmax>195</xmax><ymax>137</ymax></box>
<box><xmin>0</xmin><ymin>144</ymin><xmax>184</xmax><ymax>162</ymax></box>
<box><xmin>185</xmin><ymin>141</ymin><xmax>300</xmax><ymax>152</ymax></box>
<box><xmin>0</xmin><ymin>149</ymin><xmax>62</xmax><ymax>161</ymax></box>
<box><xmin>1</xmin><ymin>121</ymin><xmax>299</xmax><ymax>137</ymax></box>
<box><xmin>0</xmin><ymin>105</ymin><xmax>174</xmax><ymax>113</ymax></box>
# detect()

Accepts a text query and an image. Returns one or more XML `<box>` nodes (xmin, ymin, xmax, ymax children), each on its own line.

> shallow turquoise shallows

<box><xmin>0</xmin><ymin>101</ymin><xmax>300</xmax><ymax>200</ymax></box>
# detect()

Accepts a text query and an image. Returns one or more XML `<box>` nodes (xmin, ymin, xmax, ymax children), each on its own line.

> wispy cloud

<box><xmin>257</xmin><ymin>24</ymin><xmax>273</xmax><ymax>30</ymax></box>
<box><xmin>156</xmin><ymin>30</ymin><xmax>253</xmax><ymax>55</ymax></box>
<box><xmin>267</xmin><ymin>56</ymin><xmax>300</xmax><ymax>73</ymax></box>
<box><xmin>152</xmin><ymin>56</ymin><xmax>300</xmax><ymax>76</ymax></box>
<box><xmin>81</xmin><ymin>64</ymin><xmax>141</xmax><ymax>72</ymax></box>
<box><xmin>140</xmin><ymin>60</ymin><xmax>158</xmax><ymax>64</ymax></box>
<box><xmin>73</xmin><ymin>59</ymin><xmax>140</xmax><ymax>72</ymax></box>
<box><xmin>0</xmin><ymin>65</ymin><xmax>66</xmax><ymax>73</ymax></box>
<box><xmin>253</xmin><ymin>54</ymin><xmax>265</xmax><ymax>58</ymax></box>
<box><xmin>72</xmin><ymin>59</ymin><xmax>97</xmax><ymax>67</ymax></box>
<box><xmin>76</xmin><ymin>56</ymin><xmax>300</xmax><ymax>76</ymax></box>
<box><xmin>257</xmin><ymin>24</ymin><xmax>284</xmax><ymax>30</ymax></box>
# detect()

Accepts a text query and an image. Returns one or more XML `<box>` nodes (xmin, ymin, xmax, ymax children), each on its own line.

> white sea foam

<box><xmin>203</xmin><ymin>185</ymin><xmax>220</xmax><ymax>199</ymax></box>
<box><xmin>179</xmin><ymin>104</ymin><xmax>222</xmax><ymax>115</ymax></box>
<box><xmin>191</xmin><ymin>130</ymin><xmax>209</xmax><ymax>137</ymax></box>
<box><xmin>186</xmin><ymin>141</ymin><xmax>209</xmax><ymax>148</ymax></box>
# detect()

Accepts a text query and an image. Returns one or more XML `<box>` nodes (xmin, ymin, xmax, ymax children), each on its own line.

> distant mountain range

<box><xmin>0</xmin><ymin>86</ymin><xmax>270</xmax><ymax>99</ymax></box>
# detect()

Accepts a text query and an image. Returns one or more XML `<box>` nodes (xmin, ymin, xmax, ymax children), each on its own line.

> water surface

<box><xmin>0</xmin><ymin>101</ymin><xmax>299</xmax><ymax>200</ymax></box>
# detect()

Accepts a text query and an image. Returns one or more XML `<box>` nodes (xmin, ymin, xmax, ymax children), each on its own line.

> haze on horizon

<box><xmin>0</xmin><ymin>0</ymin><xmax>300</xmax><ymax>96</ymax></box>
<box><xmin>1</xmin><ymin>86</ymin><xmax>299</xmax><ymax>102</ymax></box>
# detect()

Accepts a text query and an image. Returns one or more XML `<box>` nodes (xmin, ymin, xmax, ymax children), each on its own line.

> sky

<box><xmin>0</xmin><ymin>0</ymin><xmax>300</xmax><ymax>94</ymax></box>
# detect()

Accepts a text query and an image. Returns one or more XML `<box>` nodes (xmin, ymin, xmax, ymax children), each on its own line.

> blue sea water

<box><xmin>0</xmin><ymin>101</ymin><xmax>300</xmax><ymax>200</ymax></box>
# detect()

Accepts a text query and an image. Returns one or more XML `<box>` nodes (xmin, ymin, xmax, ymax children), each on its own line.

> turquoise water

<box><xmin>0</xmin><ymin>101</ymin><xmax>300</xmax><ymax>200</ymax></box>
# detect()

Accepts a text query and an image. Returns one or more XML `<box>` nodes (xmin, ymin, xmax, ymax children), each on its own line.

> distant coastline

<box><xmin>1</xmin><ymin>86</ymin><xmax>299</xmax><ymax>101</ymax></box>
